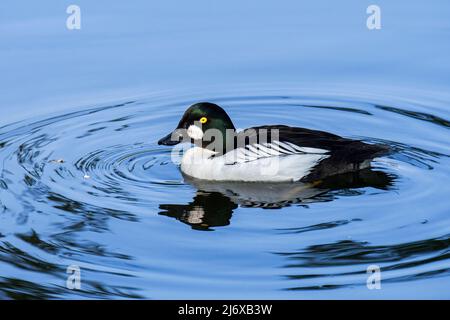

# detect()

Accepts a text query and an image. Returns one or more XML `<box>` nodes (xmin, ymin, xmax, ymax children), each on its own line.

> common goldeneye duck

<box><xmin>158</xmin><ymin>102</ymin><xmax>389</xmax><ymax>182</ymax></box>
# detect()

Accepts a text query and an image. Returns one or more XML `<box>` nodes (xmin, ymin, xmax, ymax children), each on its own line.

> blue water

<box><xmin>1</xmin><ymin>1</ymin><xmax>450</xmax><ymax>299</ymax></box>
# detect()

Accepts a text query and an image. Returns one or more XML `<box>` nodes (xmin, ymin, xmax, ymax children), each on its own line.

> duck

<box><xmin>158</xmin><ymin>102</ymin><xmax>389</xmax><ymax>182</ymax></box>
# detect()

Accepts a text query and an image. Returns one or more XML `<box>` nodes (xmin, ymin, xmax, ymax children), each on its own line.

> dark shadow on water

<box><xmin>276</xmin><ymin>235</ymin><xmax>450</xmax><ymax>291</ymax></box>
<box><xmin>160</xmin><ymin>192</ymin><xmax>237</xmax><ymax>231</ymax></box>
<box><xmin>0</xmin><ymin>238</ymin><xmax>144</xmax><ymax>299</ymax></box>
<box><xmin>159</xmin><ymin>168</ymin><xmax>395</xmax><ymax>231</ymax></box>
<box><xmin>376</xmin><ymin>105</ymin><xmax>450</xmax><ymax>129</ymax></box>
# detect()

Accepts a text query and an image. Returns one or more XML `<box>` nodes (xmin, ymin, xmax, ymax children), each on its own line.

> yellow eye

<box><xmin>200</xmin><ymin>117</ymin><xmax>208</xmax><ymax>124</ymax></box>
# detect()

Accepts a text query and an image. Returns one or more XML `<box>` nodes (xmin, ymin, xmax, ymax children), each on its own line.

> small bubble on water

<box><xmin>49</xmin><ymin>159</ymin><xmax>65</xmax><ymax>164</ymax></box>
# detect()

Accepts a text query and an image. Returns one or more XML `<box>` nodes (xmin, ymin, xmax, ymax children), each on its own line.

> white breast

<box><xmin>180</xmin><ymin>143</ymin><xmax>329</xmax><ymax>182</ymax></box>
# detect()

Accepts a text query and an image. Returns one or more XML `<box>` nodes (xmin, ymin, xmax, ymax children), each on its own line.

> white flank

<box><xmin>180</xmin><ymin>141</ymin><xmax>330</xmax><ymax>182</ymax></box>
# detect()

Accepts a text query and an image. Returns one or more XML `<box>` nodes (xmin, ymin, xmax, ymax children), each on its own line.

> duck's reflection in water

<box><xmin>159</xmin><ymin>168</ymin><xmax>395</xmax><ymax>231</ymax></box>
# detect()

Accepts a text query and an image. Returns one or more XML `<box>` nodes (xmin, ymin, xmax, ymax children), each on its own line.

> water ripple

<box><xmin>0</xmin><ymin>90</ymin><xmax>449</xmax><ymax>298</ymax></box>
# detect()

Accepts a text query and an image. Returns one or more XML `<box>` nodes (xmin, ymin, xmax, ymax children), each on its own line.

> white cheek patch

<box><xmin>187</xmin><ymin>125</ymin><xmax>204</xmax><ymax>140</ymax></box>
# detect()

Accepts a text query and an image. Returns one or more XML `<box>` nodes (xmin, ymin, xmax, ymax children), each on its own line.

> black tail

<box><xmin>302</xmin><ymin>141</ymin><xmax>391</xmax><ymax>182</ymax></box>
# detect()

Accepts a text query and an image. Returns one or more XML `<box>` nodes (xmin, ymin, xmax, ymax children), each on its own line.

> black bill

<box><xmin>158</xmin><ymin>131</ymin><xmax>183</xmax><ymax>146</ymax></box>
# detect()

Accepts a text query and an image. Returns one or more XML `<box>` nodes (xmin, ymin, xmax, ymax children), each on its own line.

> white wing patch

<box><xmin>225</xmin><ymin>141</ymin><xmax>328</xmax><ymax>165</ymax></box>
<box><xmin>224</xmin><ymin>140</ymin><xmax>328</xmax><ymax>164</ymax></box>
